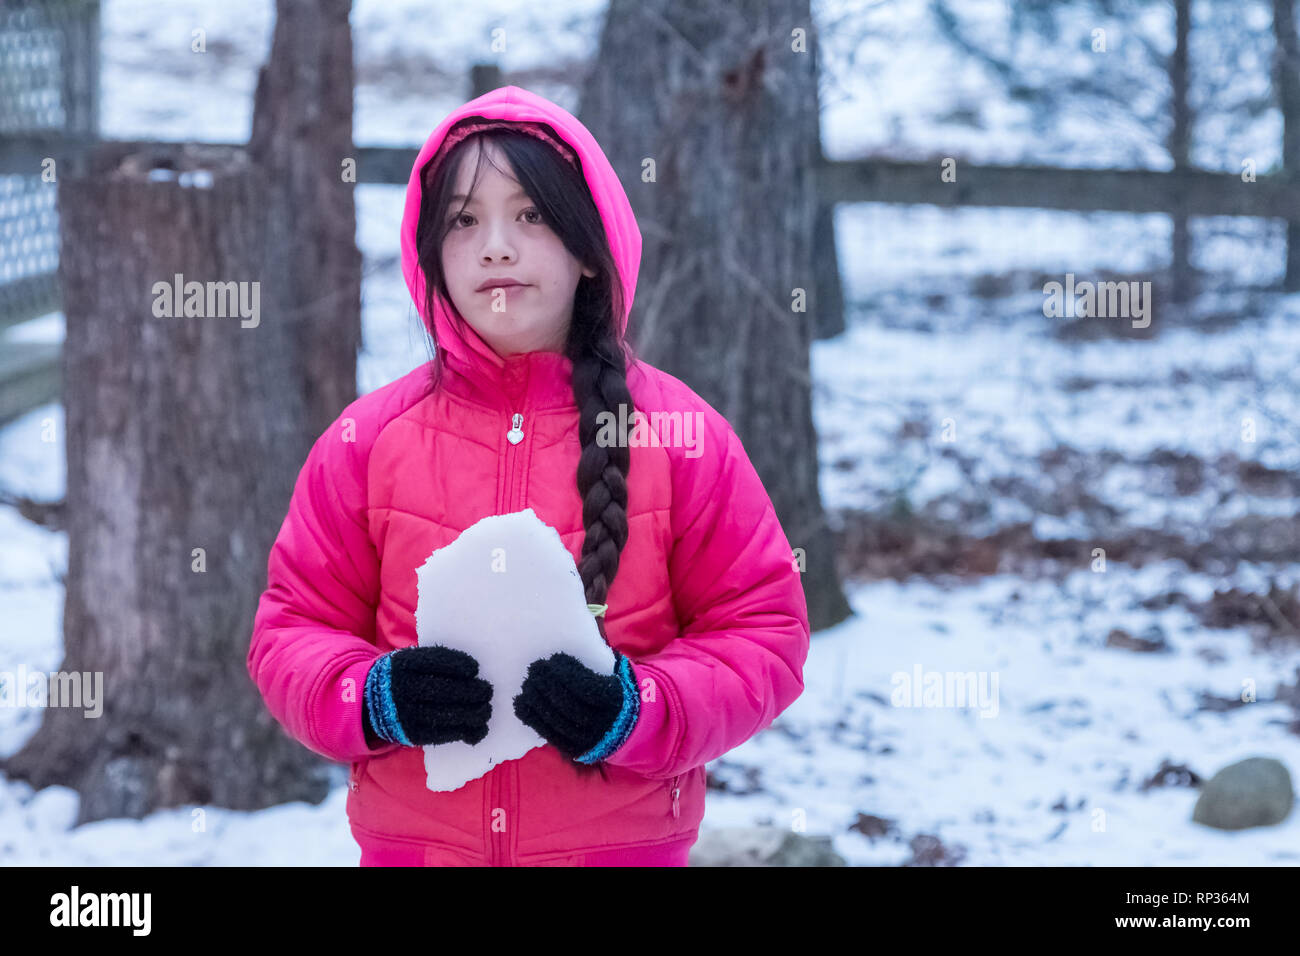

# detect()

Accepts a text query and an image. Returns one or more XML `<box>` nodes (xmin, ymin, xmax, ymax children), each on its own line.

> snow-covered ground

<box><xmin>1</xmin><ymin>0</ymin><xmax>1298</xmax><ymax>865</ymax></box>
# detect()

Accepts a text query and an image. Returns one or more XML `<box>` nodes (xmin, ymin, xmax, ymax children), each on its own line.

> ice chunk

<box><xmin>413</xmin><ymin>508</ymin><xmax>615</xmax><ymax>792</ymax></box>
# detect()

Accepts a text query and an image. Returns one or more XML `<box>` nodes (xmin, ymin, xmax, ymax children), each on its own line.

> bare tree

<box><xmin>0</xmin><ymin>0</ymin><xmax>363</xmax><ymax>823</ymax></box>
<box><xmin>1169</xmin><ymin>0</ymin><xmax>1192</xmax><ymax>301</ymax></box>
<box><xmin>0</xmin><ymin>142</ymin><xmax>324</xmax><ymax>823</ymax></box>
<box><xmin>580</xmin><ymin>0</ymin><xmax>852</xmax><ymax>632</ymax></box>
<box><xmin>927</xmin><ymin>0</ymin><xmax>1269</xmax><ymax>302</ymax></box>
<box><xmin>249</xmin><ymin>0</ymin><xmax>362</xmax><ymax>440</ymax></box>
<box><xmin>1274</xmin><ymin>0</ymin><xmax>1300</xmax><ymax>288</ymax></box>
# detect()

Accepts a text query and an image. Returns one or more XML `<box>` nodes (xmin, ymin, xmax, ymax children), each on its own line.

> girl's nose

<box><xmin>479</xmin><ymin>223</ymin><xmax>516</xmax><ymax>263</ymax></box>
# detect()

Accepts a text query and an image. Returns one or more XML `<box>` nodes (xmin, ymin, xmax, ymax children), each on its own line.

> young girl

<box><xmin>247</xmin><ymin>85</ymin><xmax>810</xmax><ymax>866</ymax></box>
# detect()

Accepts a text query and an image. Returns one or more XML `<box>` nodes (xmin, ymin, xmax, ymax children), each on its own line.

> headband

<box><xmin>423</xmin><ymin>117</ymin><xmax>581</xmax><ymax>184</ymax></box>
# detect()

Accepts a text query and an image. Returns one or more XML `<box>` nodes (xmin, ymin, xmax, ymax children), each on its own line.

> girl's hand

<box><xmin>363</xmin><ymin>645</ymin><xmax>493</xmax><ymax>747</ymax></box>
<box><xmin>513</xmin><ymin>650</ymin><xmax>640</xmax><ymax>764</ymax></box>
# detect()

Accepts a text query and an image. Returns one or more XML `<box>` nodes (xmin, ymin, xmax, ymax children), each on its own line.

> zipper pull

<box><xmin>671</xmin><ymin>775</ymin><xmax>681</xmax><ymax>818</ymax></box>
<box><xmin>507</xmin><ymin>413</ymin><xmax>524</xmax><ymax>445</ymax></box>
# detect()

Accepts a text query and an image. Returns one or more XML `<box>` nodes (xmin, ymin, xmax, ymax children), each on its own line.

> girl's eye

<box><xmin>449</xmin><ymin>208</ymin><xmax>543</xmax><ymax>229</ymax></box>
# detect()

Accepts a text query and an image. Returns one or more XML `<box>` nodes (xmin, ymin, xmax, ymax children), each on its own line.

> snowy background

<box><xmin>2</xmin><ymin>0</ymin><xmax>1299</xmax><ymax>865</ymax></box>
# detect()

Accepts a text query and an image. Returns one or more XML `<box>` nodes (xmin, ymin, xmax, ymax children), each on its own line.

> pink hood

<box><xmin>399</xmin><ymin>85</ymin><xmax>642</xmax><ymax>393</ymax></box>
<box><xmin>248</xmin><ymin>86</ymin><xmax>810</xmax><ymax>865</ymax></box>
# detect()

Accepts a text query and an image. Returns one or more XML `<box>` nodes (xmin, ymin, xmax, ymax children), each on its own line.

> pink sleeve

<box><xmin>246</xmin><ymin>414</ymin><xmax>401</xmax><ymax>765</ymax></box>
<box><xmin>603</xmin><ymin>406</ymin><xmax>811</xmax><ymax>779</ymax></box>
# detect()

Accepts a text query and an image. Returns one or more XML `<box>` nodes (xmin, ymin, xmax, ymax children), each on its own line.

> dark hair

<box><xmin>414</xmin><ymin>123</ymin><xmax>639</xmax><ymax>772</ymax></box>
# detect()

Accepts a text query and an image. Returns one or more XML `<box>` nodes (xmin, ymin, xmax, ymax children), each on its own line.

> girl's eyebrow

<box><xmin>450</xmin><ymin>188</ymin><xmax>529</xmax><ymax>203</ymax></box>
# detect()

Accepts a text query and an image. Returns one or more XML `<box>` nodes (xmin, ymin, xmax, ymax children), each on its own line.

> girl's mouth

<box><xmin>478</xmin><ymin>284</ymin><xmax>532</xmax><ymax>298</ymax></box>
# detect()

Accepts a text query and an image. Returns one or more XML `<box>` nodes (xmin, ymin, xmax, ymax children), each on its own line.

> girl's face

<box><xmin>440</xmin><ymin>138</ymin><xmax>596</xmax><ymax>359</ymax></box>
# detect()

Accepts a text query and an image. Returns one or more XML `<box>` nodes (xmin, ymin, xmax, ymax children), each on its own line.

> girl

<box><xmin>247</xmin><ymin>85</ymin><xmax>810</xmax><ymax>866</ymax></box>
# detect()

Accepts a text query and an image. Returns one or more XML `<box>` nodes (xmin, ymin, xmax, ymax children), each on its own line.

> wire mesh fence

<box><xmin>0</xmin><ymin>0</ymin><xmax>98</xmax><ymax>332</ymax></box>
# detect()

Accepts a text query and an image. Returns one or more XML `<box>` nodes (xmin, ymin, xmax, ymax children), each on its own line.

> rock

<box><xmin>688</xmin><ymin>827</ymin><xmax>847</xmax><ymax>866</ymax></box>
<box><xmin>849</xmin><ymin>812</ymin><xmax>896</xmax><ymax>841</ymax></box>
<box><xmin>1140</xmin><ymin>759</ymin><xmax>1201</xmax><ymax>791</ymax></box>
<box><xmin>1105</xmin><ymin>626</ymin><xmax>1169</xmax><ymax>653</ymax></box>
<box><xmin>904</xmin><ymin>832</ymin><xmax>966</xmax><ymax>865</ymax></box>
<box><xmin>1192</xmin><ymin>757</ymin><xmax>1294</xmax><ymax>830</ymax></box>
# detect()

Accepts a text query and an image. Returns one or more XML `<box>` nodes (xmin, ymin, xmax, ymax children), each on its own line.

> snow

<box><xmin>412</xmin><ymin>509</ymin><xmax>615</xmax><ymax>792</ymax></box>
<box><xmin>1</xmin><ymin>0</ymin><xmax>1297</xmax><ymax>865</ymax></box>
<box><xmin>813</xmin><ymin>308</ymin><xmax>1300</xmax><ymax>526</ymax></box>
<box><xmin>708</xmin><ymin>567</ymin><xmax>1300</xmax><ymax>866</ymax></box>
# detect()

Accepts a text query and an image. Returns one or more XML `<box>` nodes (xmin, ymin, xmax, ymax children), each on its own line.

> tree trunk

<box><xmin>1274</xmin><ymin>0</ymin><xmax>1300</xmax><ymax>290</ymax></box>
<box><xmin>811</xmin><ymin>24</ymin><xmax>844</xmax><ymax>342</ymax></box>
<box><xmin>249</xmin><ymin>0</ymin><xmax>361</xmax><ymax>441</ymax></box>
<box><xmin>814</xmin><ymin>200</ymin><xmax>846</xmax><ymax>339</ymax></box>
<box><xmin>0</xmin><ymin>141</ymin><xmax>326</xmax><ymax>824</ymax></box>
<box><xmin>580</xmin><ymin>0</ymin><xmax>852</xmax><ymax>633</ymax></box>
<box><xmin>1169</xmin><ymin>0</ymin><xmax>1193</xmax><ymax>305</ymax></box>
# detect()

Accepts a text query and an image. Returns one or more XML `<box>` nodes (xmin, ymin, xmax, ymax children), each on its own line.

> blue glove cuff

<box><xmin>364</xmin><ymin>651</ymin><xmax>412</xmax><ymax>747</ymax></box>
<box><xmin>574</xmin><ymin>652</ymin><xmax>640</xmax><ymax>765</ymax></box>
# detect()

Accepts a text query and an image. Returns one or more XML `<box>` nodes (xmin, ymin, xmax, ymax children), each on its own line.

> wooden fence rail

<box><xmin>2</xmin><ymin>133</ymin><xmax>1298</xmax><ymax>426</ymax></box>
<box><xmin>7</xmin><ymin>134</ymin><xmax>1294</xmax><ymax>216</ymax></box>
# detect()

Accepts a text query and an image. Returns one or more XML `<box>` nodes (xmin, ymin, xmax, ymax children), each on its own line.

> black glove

<box><xmin>513</xmin><ymin>650</ymin><xmax>640</xmax><ymax>765</ymax></box>
<box><xmin>363</xmin><ymin>645</ymin><xmax>492</xmax><ymax>747</ymax></box>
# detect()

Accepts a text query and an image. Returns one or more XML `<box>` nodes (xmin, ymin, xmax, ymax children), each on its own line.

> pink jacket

<box><xmin>246</xmin><ymin>85</ymin><xmax>810</xmax><ymax>865</ymax></box>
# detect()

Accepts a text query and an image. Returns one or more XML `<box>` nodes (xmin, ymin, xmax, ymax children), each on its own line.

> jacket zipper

<box><xmin>505</xmin><ymin>391</ymin><xmax>683</xmax><ymax>834</ymax></box>
<box><xmin>500</xmin><ymin>389</ymin><xmax>679</xmax><ymax>842</ymax></box>
<box><xmin>492</xmin><ymin>394</ymin><xmax>528</xmax><ymax>865</ymax></box>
